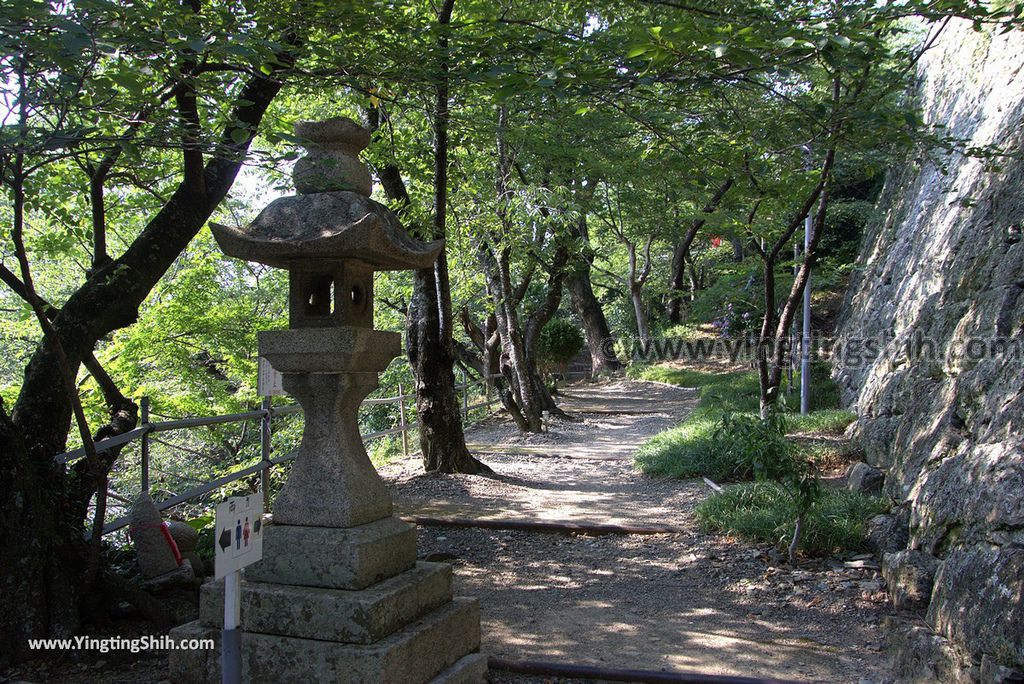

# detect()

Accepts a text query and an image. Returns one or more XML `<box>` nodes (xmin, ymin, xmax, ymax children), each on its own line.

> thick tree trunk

<box><xmin>569</xmin><ymin>270</ymin><xmax>620</xmax><ymax>373</ymax></box>
<box><xmin>407</xmin><ymin>0</ymin><xmax>488</xmax><ymax>474</ymax></box>
<box><xmin>407</xmin><ymin>267</ymin><xmax>489</xmax><ymax>473</ymax></box>
<box><xmin>0</xmin><ymin>405</ymin><xmax>83</xmax><ymax>668</ymax></box>
<box><xmin>567</xmin><ymin>216</ymin><xmax>621</xmax><ymax>373</ymax></box>
<box><xmin>523</xmin><ymin>244</ymin><xmax>573</xmax><ymax>418</ymax></box>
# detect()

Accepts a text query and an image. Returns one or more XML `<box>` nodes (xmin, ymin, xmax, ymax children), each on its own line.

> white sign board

<box><xmin>215</xmin><ymin>492</ymin><xmax>264</xmax><ymax>579</ymax></box>
<box><xmin>257</xmin><ymin>356</ymin><xmax>284</xmax><ymax>397</ymax></box>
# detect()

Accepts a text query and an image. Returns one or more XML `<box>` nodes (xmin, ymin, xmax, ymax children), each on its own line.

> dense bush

<box><xmin>696</xmin><ymin>482</ymin><xmax>887</xmax><ymax>555</ymax></box>
<box><xmin>660</xmin><ymin>323</ymin><xmax>705</xmax><ymax>341</ymax></box>
<box><xmin>537</xmin><ymin>319</ymin><xmax>585</xmax><ymax>374</ymax></box>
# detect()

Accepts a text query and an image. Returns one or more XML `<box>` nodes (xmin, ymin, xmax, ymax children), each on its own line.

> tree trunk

<box><xmin>407</xmin><ymin>0</ymin><xmax>488</xmax><ymax>474</ymax></box>
<box><xmin>730</xmin><ymin>236</ymin><xmax>744</xmax><ymax>262</ymax></box>
<box><xmin>756</xmin><ymin>151</ymin><xmax>835</xmax><ymax>416</ymax></box>
<box><xmin>630</xmin><ymin>281</ymin><xmax>650</xmax><ymax>341</ymax></box>
<box><xmin>664</xmin><ymin>177</ymin><xmax>734</xmax><ymax>324</ymax></box>
<box><xmin>407</xmin><ymin>268</ymin><xmax>489</xmax><ymax>473</ymax></box>
<box><xmin>0</xmin><ymin>405</ymin><xmax>83</xmax><ymax>668</ymax></box>
<box><xmin>666</xmin><ymin>241</ymin><xmax>688</xmax><ymax>324</ymax></box>
<box><xmin>479</xmin><ymin>243</ymin><xmax>544</xmax><ymax>433</ymax></box>
<box><xmin>523</xmin><ymin>243</ymin><xmax>572</xmax><ymax>418</ymax></box>
<box><xmin>568</xmin><ymin>216</ymin><xmax>621</xmax><ymax>373</ymax></box>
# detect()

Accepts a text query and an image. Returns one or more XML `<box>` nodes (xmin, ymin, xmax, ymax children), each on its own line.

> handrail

<box><xmin>86</xmin><ymin>371</ymin><xmax>504</xmax><ymax>537</ymax></box>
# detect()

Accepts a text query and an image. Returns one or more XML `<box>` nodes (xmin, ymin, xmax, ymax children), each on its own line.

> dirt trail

<box><xmin>380</xmin><ymin>379</ymin><xmax>893</xmax><ymax>684</ymax></box>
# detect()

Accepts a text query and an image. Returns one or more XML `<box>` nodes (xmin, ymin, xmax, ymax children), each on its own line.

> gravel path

<box><xmin>380</xmin><ymin>379</ymin><xmax>894</xmax><ymax>683</ymax></box>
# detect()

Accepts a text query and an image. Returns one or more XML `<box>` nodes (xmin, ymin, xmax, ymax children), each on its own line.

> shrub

<box><xmin>710</xmin><ymin>302</ymin><xmax>758</xmax><ymax>338</ymax></box>
<box><xmin>712</xmin><ymin>412</ymin><xmax>792</xmax><ymax>474</ymax></box>
<box><xmin>660</xmin><ymin>323</ymin><xmax>704</xmax><ymax>341</ymax></box>
<box><xmin>537</xmin><ymin>319</ymin><xmax>584</xmax><ymax>374</ymax></box>
<box><xmin>635</xmin><ymin>406</ymin><xmax>794</xmax><ymax>483</ymax></box>
<box><xmin>696</xmin><ymin>482</ymin><xmax>887</xmax><ymax>555</ymax></box>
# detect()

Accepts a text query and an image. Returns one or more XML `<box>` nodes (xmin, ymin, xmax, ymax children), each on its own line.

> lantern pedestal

<box><xmin>169</xmin><ymin>327</ymin><xmax>485</xmax><ymax>683</ymax></box>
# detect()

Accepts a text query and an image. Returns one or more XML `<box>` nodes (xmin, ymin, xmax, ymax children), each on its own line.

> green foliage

<box><xmin>634</xmin><ymin>364</ymin><xmax>850</xmax><ymax>482</ymax></box>
<box><xmin>787</xmin><ymin>409</ymin><xmax>856</xmax><ymax>434</ymax></box>
<box><xmin>713</xmin><ymin>411</ymin><xmax>795</xmax><ymax>481</ymax></box>
<box><xmin>634</xmin><ymin>369</ymin><xmax>762</xmax><ymax>479</ymax></box>
<box><xmin>537</xmin><ymin>319</ymin><xmax>585</xmax><ymax>369</ymax></box>
<box><xmin>659</xmin><ymin>323</ymin><xmax>705</xmax><ymax>340</ymax></box>
<box><xmin>819</xmin><ymin>200</ymin><xmax>876</xmax><ymax>263</ymax></box>
<box><xmin>688</xmin><ymin>257</ymin><xmax>770</xmax><ymax>333</ymax></box>
<box><xmin>696</xmin><ymin>482</ymin><xmax>888</xmax><ymax>555</ymax></box>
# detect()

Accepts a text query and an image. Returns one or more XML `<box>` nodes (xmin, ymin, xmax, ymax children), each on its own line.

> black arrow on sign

<box><xmin>219</xmin><ymin>527</ymin><xmax>232</xmax><ymax>552</ymax></box>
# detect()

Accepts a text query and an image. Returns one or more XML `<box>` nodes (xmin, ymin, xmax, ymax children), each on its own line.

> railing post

<box><xmin>140</xmin><ymin>396</ymin><xmax>150</xmax><ymax>494</ymax></box>
<box><xmin>260</xmin><ymin>396</ymin><xmax>272</xmax><ymax>513</ymax></box>
<box><xmin>398</xmin><ymin>382</ymin><xmax>409</xmax><ymax>458</ymax></box>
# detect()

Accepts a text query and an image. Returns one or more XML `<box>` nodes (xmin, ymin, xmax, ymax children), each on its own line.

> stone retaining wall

<box><xmin>834</xmin><ymin>19</ymin><xmax>1024</xmax><ymax>681</ymax></box>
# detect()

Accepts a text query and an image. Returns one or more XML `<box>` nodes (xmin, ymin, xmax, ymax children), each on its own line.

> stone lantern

<box><xmin>169</xmin><ymin>118</ymin><xmax>485</xmax><ymax>684</ymax></box>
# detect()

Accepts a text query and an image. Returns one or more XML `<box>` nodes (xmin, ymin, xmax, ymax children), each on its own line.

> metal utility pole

<box><xmin>800</xmin><ymin>146</ymin><xmax>812</xmax><ymax>415</ymax></box>
<box><xmin>789</xmin><ymin>240</ymin><xmax>798</xmax><ymax>393</ymax></box>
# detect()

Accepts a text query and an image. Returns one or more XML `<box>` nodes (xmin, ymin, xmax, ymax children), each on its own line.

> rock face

<box><xmin>847</xmin><ymin>461</ymin><xmax>885</xmax><ymax>494</ymax></box>
<box><xmin>882</xmin><ymin>550</ymin><xmax>939</xmax><ymax>611</ymax></box>
<box><xmin>833</xmin><ymin>20</ymin><xmax>1024</xmax><ymax>677</ymax></box>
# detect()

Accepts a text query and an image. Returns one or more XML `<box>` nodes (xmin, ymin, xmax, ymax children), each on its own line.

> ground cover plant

<box><xmin>696</xmin><ymin>482</ymin><xmax>887</xmax><ymax>556</ymax></box>
<box><xmin>632</xmin><ymin>364</ymin><xmax>850</xmax><ymax>478</ymax></box>
<box><xmin>633</xmin><ymin>362</ymin><xmax>878</xmax><ymax>557</ymax></box>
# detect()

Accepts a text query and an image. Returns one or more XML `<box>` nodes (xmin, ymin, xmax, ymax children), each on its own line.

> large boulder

<box><xmin>847</xmin><ymin>461</ymin><xmax>885</xmax><ymax>494</ymax></box>
<box><xmin>882</xmin><ymin>550</ymin><xmax>939</xmax><ymax>611</ymax></box>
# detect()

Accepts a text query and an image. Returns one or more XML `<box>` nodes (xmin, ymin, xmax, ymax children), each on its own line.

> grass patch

<box><xmin>632</xmin><ymin>363</ymin><xmax>853</xmax><ymax>478</ymax></box>
<box><xmin>787</xmin><ymin>409</ymin><xmax>856</xmax><ymax>434</ymax></box>
<box><xmin>696</xmin><ymin>482</ymin><xmax>888</xmax><ymax>555</ymax></box>
<box><xmin>628</xmin><ymin>365</ymin><xmax>760</xmax><ymax>414</ymax></box>
<box><xmin>632</xmin><ymin>367</ymin><xmax>763</xmax><ymax>479</ymax></box>
<box><xmin>635</xmin><ymin>415</ymin><xmax>733</xmax><ymax>480</ymax></box>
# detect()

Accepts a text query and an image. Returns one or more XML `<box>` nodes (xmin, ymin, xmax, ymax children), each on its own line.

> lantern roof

<box><xmin>210</xmin><ymin>191</ymin><xmax>442</xmax><ymax>271</ymax></box>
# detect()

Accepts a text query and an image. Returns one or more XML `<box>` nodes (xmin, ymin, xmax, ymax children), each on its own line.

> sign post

<box><xmin>215</xmin><ymin>492</ymin><xmax>264</xmax><ymax>684</ymax></box>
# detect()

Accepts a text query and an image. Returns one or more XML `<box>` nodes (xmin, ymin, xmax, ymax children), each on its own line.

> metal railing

<box><xmin>58</xmin><ymin>370</ymin><xmax>500</xmax><ymax>538</ymax></box>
